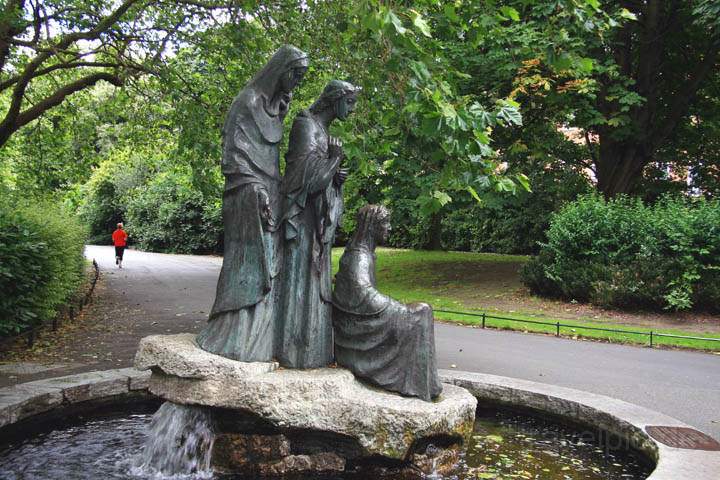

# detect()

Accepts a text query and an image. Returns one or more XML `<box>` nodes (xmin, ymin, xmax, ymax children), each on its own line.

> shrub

<box><xmin>522</xmin><ymin>195</ymin><xmax>720</xmax><ymax>311</ymax></box>
<box><xmin>125</xmin><ymin>169</ymin><xmax>222</xmax><ymax>254</ymax></box>
<box><xmin>77</xmin><ymin>147</ymin><xmax>157</xmax><ymax>245</ymax></box>
<box><xmin>0</xmin><ymin>197</ymin><xmax>87</xmax><ymax>335</ymax></box>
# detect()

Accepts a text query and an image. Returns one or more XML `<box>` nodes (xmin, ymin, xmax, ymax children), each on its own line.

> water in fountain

<box><xmin>130</xmin><ymin>401</ymin><xmax>214</xmax><ymax>479</ymax></box>
<box><xmin>0</xmin><ymin>401</ymin><xmax>653</xmax><ymax>479</ymax></box>
<box><xmin>423</xmin><ymin>444</ymin><xmax>442</xmax><ymax>480</ymax></box>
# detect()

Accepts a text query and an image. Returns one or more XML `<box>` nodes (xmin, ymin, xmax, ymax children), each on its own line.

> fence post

<box><xmin>27</xmin><ymin>329</ymin><xmax>35</xmax><ymax>348</ymax></box>
<box><xmin>556</xmin><ymin>322</ymin><xmax>560</xmax><ymax>337</ymax></box>
<box><xmin>650</xmin><ymin>331</ymin><xmax>653</xmax><ymax>348</ymax></box>
<box><xmin>481</xmin><ymin>313</ymin><xmax>486</xmax><ymax>329</ymax></box>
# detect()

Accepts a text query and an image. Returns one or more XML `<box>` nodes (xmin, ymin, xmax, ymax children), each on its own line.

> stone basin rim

<box><xmin>0</xmin><ymin>367</ymin><xmax>718</xmax><ymax>479</ymax></box>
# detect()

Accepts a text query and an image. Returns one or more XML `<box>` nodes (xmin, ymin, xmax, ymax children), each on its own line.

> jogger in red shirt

<box><xmin>112</xmin><ymin>223</ymin><xmax>128</xmax><ymax>268</ymax></box>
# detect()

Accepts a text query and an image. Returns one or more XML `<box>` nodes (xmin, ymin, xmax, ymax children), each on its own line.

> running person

<box><xmin>112</xmin><ymin>223</ymin><xmax>128</xmax><ymax>268</ymax></box>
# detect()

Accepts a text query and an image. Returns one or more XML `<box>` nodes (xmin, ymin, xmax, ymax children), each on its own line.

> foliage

<box><xmin>0</xmin><ymin>192</ymin><xmax>87</xmax><ymax>335</ymax></box>
<box><xmin>0</xmin><ymin>0</ymin><xmax>238</xmax><ymax>148</ymax></box>
<box><xmin>2</xmin><ymin>0</ymin><xmax>720</xmax><ymax>259</ymax></box>
<box><xmin>522</xmin><ymin>195</ymin><xmax>720</xmax><ymax>311</ymax></box>
<box><xmin>494</xmin><ymin>1</ymin><xmax>720</xmax><ymax>196</ymax></box>
<box><xmin>125</xmin><ymin>168</ymin><xmax>222</xmax><ymax>254</ymax></box>
<box><xmin>76</xmin><ymin>144</ymin><xmax>165</xmax><ymax>244</ymax></box>
<box><xmin>365</xmin><ymin>123</ymin><xmax>592</xmax><ymax>253</ymax></box>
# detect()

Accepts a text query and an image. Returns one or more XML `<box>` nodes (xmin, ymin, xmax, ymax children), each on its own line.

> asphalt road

<box><xmin>85</xmin><ymin>245</ymin><xmax>720</xmax><ymax>440</ymax></box>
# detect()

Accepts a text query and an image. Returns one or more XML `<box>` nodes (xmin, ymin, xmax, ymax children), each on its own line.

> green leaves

<box><xmin>386</xmin><ymin>10</ymin><xmax>406</xmax><ymax>35</ymax></box>
<box><xmin>0</xmin><ymin>196</ymin><xmax>86</xmax><ymax>335</ymax></box>
<box><xmin>515</xmin><ymin>173</ymin><xmax>531</xmax><ymax>192</ymax></box>
<box><xmin>411</xmin><ymin>11</ymin><xmax>432</xmax><ymax>37</ymax></box>
<box><xmin>496</xmin><ymin>99</ymin><xmax>523</xmax><ymax>126</ymax></box>
<box><xmin>584</xmin><ymin>0</ymin><xmax>601</xmax><ymax>11</ymax></box>
<box><xmin>523</xmin><ymin>195</ymin><xmax>720</xmax><ymax>311</ymax></box>
<box><xmin>418</xmin><ymin>190</ymin><xmax>453</xmax><ymax>215</ymax></box>
<box><xmin>693</xmin><ymin>0</ymin><xmax>720</xmax><ymax>36</ymax></box>
<box><xmin>409</xmin><ymin>60</ymin><xmax>432</xmax><ymax>82</ymax></box>
<box><xmin>498</xmin><ymin>6</ymin><xmax>520</xmax><ymax>22</ymax></box>
<box><xmin>619</xmin><ymin>8</ymin><xmax>637</xmax><ymax>21</ymax></box>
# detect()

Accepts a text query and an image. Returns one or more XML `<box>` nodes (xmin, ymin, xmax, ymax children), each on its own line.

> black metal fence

<box><xmin>434</xmin><ymin>309</ymin><xmax>720</xmax><ymax>349</ymax></box>
<box><xmin>1</xmin><ymin>259</ymin><xmax>100</xmax><ymax>350</ymax></box>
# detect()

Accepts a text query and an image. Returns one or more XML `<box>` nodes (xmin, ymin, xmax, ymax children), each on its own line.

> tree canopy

<box><xmin>2</xmin><ymin>0</ymin><xmax>719</xmax><ymax>250</ymax></box>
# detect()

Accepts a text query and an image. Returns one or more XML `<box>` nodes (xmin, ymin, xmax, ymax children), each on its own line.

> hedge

<box><xmin>0</xmin><ymin>198</ymin><xmax>87</xmax><ymax>335</ymax></box>
<box><xmin>522</xmin><ymin>195</ymin><xmax>720</xmax><ymax>311</ymax></box>
<box><xmin>125</xmin><ymin>169</ymin><xmax>222</xmax><ymax>254</ymax></box>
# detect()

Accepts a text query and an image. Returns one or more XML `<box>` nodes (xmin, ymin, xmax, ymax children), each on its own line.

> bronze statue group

<box><xmin>196</xmin><ymin>45</ymin><xmax>441</xmax><ymax>402</ymax></box>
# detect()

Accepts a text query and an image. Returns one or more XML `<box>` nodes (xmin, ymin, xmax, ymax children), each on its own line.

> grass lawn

<box><xmin>331</xmin><ymin>247</ymin><xmax>720</xmax><ymax>352</ymax></box>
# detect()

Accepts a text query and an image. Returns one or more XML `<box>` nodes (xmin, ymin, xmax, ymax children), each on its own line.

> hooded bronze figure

<box><xmin>197</xmin><ymin>45</ymin><xmax>309</xmax><ymax>362</ymax></box>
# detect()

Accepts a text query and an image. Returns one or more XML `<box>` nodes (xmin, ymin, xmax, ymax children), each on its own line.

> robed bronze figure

<box><xmin>276</xmin><ymin>80</ymin><xmax>360</xmax><ymax>368</ymax></box>
<box><xmin>197</xmin><ymin>45</ymin><xmax>308</xmax><ymax>361</ymax></box>
<box><xmin>333</xmin><ymin>205</ymin><xmax>443</xmax><ymax>401</ymax></box>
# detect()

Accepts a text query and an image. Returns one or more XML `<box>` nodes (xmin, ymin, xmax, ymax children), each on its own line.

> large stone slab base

<box><xmin>135</xmin><ymin>333</ymin><xmax>476</xmax><ymax>469</ymax></box>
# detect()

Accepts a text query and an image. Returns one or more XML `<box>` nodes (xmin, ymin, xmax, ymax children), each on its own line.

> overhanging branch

<box><xmin>0</xmin><ymin>61</ymin><xmax>121</xmax><ymax>91</ymax></box>
<box><xmin>0</xmin><ymin>72</ymin><xmax>123</xmax><ymax>148</ymax></box>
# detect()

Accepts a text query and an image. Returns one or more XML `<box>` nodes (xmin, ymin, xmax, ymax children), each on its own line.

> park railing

<box><xmin>0</xmin><ymin>259</ymin><xmax>100</xmax><ymax>350</ymax></box>
<box><xmin>434</xmin><ymin>309</ymin><xmax>720</xmax><ymax>349</ymax></box>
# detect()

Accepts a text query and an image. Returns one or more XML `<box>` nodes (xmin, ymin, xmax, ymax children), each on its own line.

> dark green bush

<box><xmin>125</xmin><ymin>169</ymin><xmax>222</xmax><ymax>254</ymax></box>
<box><xmin>77</xmin><ymin>147</ymin><xmax>158</xmax><ymax>245</ymax></box>
<box><xmin>0</xmin><ymin>197</ymin><xmax>87</xmax><ymax>335</ymax></box>
<box><xmin>522</xmin><ymin>195</ymin><xmax>720</xmax><ymax>311</ymax></box>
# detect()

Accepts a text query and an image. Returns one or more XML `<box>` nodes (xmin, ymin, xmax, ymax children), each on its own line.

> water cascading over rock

<box><xmin>131</xmin><ymin>402</ymin><xmax>214</xmax><ymax>478</ymax></box>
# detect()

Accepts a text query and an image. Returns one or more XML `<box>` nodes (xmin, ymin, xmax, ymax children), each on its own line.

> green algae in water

<box><xmin>457</xmin><ymin>409</ymin><xmax>653</xmax><ymax>480</ymax></box>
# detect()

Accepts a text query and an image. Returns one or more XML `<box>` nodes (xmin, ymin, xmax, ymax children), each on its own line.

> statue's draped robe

<box><xmin>196</xmin><ymin>82</ymin><xmax>286</xmax><ymax>362</ymax></box>
<box><xmin>332</xmin><ymin>246</ymin><xmax>443</xmax><ymax>401</ymax></box>
<box><xmin>276</xmin><ymin>111</ymin><xmax>343</xmax><ymax>368</ymax></box>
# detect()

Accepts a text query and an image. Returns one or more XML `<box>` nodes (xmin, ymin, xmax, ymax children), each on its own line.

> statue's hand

<box><xmin>334</xmin><ymin>167</ymin><xmax>349</xmax><ymax>187</ymax></box>
<box><xmin>257</xmin><ymin>188</ymin><xmax>275</xmax><ymax>230</ymax></box>
<box><xmin>278</xmin><ymin>92</ymin><xmax>291</xmax><ymax>119</ymax></box>
<box><xmin>328</xmin><ymin>136</ymin><xmax>344</xmax><ymax>161</ymax></box>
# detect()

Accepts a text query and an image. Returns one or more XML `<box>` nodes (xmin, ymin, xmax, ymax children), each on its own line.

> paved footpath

<box><xmin>2</xmin><ymin>245</ymin><xmax>719</xmax><ymax>440</ymax></box>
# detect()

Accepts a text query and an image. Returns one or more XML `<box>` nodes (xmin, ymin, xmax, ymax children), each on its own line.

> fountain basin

<box><xmin>1</xmin><ymin>367</ymin><xmax>719</xmax><ymax>478</ymax></box>
<box><xmin>0</xmin><ymin>394</ymin><xmax>652</xmax><ymax>479</ymax></box>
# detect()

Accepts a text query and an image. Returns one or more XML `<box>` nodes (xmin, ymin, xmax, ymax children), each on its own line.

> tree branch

<box><xmin>0</xmin><ymin>0</ymin><xmax>143</xmax><ymax>146</ymax></box>
<box><xmin>0</xmin><ymin>72</ymin><xmax>122</xmax><ymax>148</ymax></box>
<box><xmin>0</xmin><ymin>61</ymin><xmax>121</xmax><ymax>91</ymax></box>
<box><xmin>0</xmin><ymin>0</ymin><xmax>27</xmax><ymax>74</ymax></box>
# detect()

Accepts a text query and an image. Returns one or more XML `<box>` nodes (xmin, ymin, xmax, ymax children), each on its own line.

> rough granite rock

<box><xmin>134</xmin><ymin>334</ymin><xmax>477</xmax><ymax>460</ymax></box>
<box><xmin>134</xmin><ymin>333</ymin><xmax>278</xmax><ymax>378</ymax></box>
<box><xmin>264</xmin><ymin>452</ymin><xmax>346</xmax><ymax>475</ymax></box>
<box><xmin>212</xmin><ymin>433</ymin><xmax>291</xmax><ymax>471</ymax></box>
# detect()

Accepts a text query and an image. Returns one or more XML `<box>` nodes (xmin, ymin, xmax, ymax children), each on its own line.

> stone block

<box><xmin>212</xmin><ymin>433</ymin><xmax>291</xmax><ymax>470</ymax></box>
<box><xmin>0</xmin><ymin>383</ymin><xmax>63</xmax><ymax>427</ymax></box>
<box><xmin>134</xmin><ymin>333</ymin><xmax>278</xmax><ymax>378</ymax></box>
<box><xmin>28</xmin><ymin>370</ymin><xmax>128</xmax><ymax>403</ymax></box>
<box><xmin>263</xmin><ymin>452</ymin><xmax>345</xmax><ymax>475</ymax></box>
<box><xmin>116</xmin><ymin>367</ymin><xmax>151</xmax><ymax>391</ymax></box>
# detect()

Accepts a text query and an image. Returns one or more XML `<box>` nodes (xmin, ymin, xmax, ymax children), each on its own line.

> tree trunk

<box><xmin>595</xmin><ymin>136</ymin><xmax>650</xmax><ymax>198</ymax></box>
<box><xmin>426</xmin><ymin>211</ymin><xmax>443</xmax><ymax>250</ymax></box>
